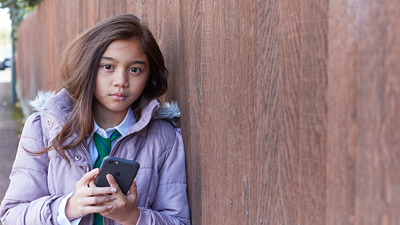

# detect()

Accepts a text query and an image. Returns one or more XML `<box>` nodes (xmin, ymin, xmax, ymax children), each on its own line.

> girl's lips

<box><xmin>110</xmin><ymin>92</ymin><xmax>127</xmax><ymax>100</ymax></box>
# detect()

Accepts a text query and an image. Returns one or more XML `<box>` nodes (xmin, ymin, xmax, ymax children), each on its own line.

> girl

<box><xmin>0</xmin><ymin>14</ymin><xmax>190</xmax><ymax>225</ymax></box>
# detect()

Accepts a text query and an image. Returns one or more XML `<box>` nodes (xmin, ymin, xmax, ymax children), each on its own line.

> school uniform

<box><xmin>0</xmin><ymin>89</ymin><xmax>190</xmax><ymax>225</ymax></box>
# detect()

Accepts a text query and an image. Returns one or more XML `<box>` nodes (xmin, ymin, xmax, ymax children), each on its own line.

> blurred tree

<box><xmin>0</xmin><ymin>1</ymin><xmax>41</xmax><ymax>103</ymax></box>
<box><xmin>0</xmin><ymin>0</ymin><xmax>42</xmax><ymax>31</ymax></box>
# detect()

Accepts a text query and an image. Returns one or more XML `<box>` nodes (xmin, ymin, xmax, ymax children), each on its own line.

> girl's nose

<box><xmin>113</xmin><ymin>69</ymin><xmax>129</xmax><ymax>88</ymax></box>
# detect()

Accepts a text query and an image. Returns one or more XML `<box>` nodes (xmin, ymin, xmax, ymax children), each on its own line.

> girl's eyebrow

<box><xmin>131</xmin><ymin>60</ymin><xmax>146</xmax><ymax>65</ymax></box>
<box><xmin>101</xmin><ymin>56</ymin><xmax>146</xmax><ymax>65</ymax></box>
<box><xmin>101</xmin><ymin>56</ymin><xmax>115</xmax><ymax>61</ymax></box>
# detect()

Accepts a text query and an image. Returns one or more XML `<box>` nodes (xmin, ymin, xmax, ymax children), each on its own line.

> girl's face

<box><xmin>93</xmin><ymin>39</ymin><xmax>149</xmax><ymax>122</ymax></box>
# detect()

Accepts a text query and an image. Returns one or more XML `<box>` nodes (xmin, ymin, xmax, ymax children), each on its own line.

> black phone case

<box><xmin>94</xmin><ymin>156</ymin><xmax>140</xmax><ymax>195</ymax></box>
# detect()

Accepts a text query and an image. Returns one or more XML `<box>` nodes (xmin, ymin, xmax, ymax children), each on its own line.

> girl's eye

<box><xmin>129</xmin><ymin>68</ymin><xmax>141</xmax><ymax>73</ymax></box>
<box><xmin>102</xmin><ymin>64</ymin><xmax>114</xmax><ymax>70</ymax></box>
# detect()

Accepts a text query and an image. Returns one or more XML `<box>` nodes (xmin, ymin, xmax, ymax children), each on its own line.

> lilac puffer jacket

<box><xmin>0</xmin><ymin>89</ymin><xmax>191</xmax><ymax>225</ymax></box>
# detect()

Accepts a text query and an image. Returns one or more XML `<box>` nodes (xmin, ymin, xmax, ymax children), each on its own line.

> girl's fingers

<box><xmin>106</xmin><ymin>174</ymin><xmax>122</xmax><ymax>195</ymax></box>
<box><xmin>88</xmin><ymin>178</ymin><xmax>96</xmax><ymax>188</ymax></box>
<box><xmin>79</xmin><ymin>194</ymin><xmax>117</xmax><ymax>205</ymax></box>
<box><xmin>81</xmin><ymin>204</ymin><xmax>114</xmax><ymax>215</ymax></box>
<box><xmin>77</xmin><ymin>168</ymin><xmax>100</xmax><ymax>186</ymax></box>
<box><xmin>82</xmin><ymin>186</ymin><xmax>117</xmax><ymax>197</ymax></box>
<box><xmin>68</xmin><ymin>169</ymin><xmax>117</xmax><ymax>219</ymax></box>
<box><xmin>127</xmin><ymin>179</ymin><xmax>137</xmax><ymax>196</ymax></box>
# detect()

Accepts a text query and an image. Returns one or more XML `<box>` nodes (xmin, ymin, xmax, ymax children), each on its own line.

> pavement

<box><xmin>0</xmin><ymin>67</ymin><xmax>23</xmax><ymax>213</ymax></box>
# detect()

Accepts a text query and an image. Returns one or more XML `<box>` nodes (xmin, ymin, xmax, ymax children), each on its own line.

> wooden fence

<box><xmin>15</xmin><ymin>0</ymin><xmax>400</xmax><ymax>224</ymax></box>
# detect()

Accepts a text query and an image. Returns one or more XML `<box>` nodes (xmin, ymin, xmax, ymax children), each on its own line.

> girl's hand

<box><xmin>65</xmin><ymin>169</ymin><xmax>117</xmax><ymax>221</ymax></box>
<box><xmin>100</xmin><ymin>174</ymin><xmax>140</xmax><ymax>225</ymax></box>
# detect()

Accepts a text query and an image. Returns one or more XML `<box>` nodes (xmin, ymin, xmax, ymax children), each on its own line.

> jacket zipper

<box><xmin>45</xmin><ymin>111</ymin><xmax>92</xmax><ymax>167</ymax></box>
<box><xmin>46</xmin><ymin>112</ymin><xmax>95</xmax><ymax>224</ymax></box>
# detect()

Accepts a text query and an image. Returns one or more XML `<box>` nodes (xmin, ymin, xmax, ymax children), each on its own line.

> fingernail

<box><xmin>110</xmin><ymin>196</ymin><xmax>116</xmax><ymax>200</ymax></box>
<box><xmin>107</xmin><ymin>174</ymin><xmax>113</xmax><ymax>180</ymax></box>
<box><xmin>107</xmin><ymin>205</ymin><xmax>113</xmax><ymax>209</ymax></box>
<box><xmin>110</xmin><ymin>187</ymin><xmax>117</xmax><ymax>193</ymax></box>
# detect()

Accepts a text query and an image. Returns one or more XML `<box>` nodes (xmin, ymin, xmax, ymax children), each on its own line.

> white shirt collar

<box><xmin>92</xmin><ymin>107</ymin><xmax>136</xmax><ymax>138</ymax></box>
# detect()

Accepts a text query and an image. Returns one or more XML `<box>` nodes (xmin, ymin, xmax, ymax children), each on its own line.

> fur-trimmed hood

<box><xmin>29</xmin><ymin>90</ymin><xmax>180</xmax><ymax>127</ymax></box>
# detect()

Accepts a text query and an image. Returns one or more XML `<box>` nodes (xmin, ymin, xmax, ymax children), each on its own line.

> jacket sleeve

<box><xmin>136</xmin><ymin>128</ymin><xmax>191</xmax><ymax>225</ymax></box>
<box><xmin>0</xmin><ymin>113</ymin><xmax>64</xmax><ymax>225</ymax></box>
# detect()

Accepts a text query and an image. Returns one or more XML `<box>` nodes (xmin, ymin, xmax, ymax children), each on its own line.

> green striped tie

<box><xmin>93</xmin><ymin>130</ymin><xmax>121</xmax><ymax>225</ymax></box>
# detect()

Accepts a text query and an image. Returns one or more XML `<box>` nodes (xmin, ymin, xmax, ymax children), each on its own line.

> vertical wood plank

<box><xmin>209</xmin><ymin>0</ymin><xmax>226</xmax><ymax>223</ymax></box>
<box><xmin>46</xmin><ymin>0</ymin><xmax>55</xmax><ymax>90</ymax></box>
<box><xmin>299</xmin><ymin>0</ymin><xmax>328</xmax><ymax>224</ymax></box>
<box><xmin>257</xmin><ymin>0</ymin><xmax>301</xmax><ymax>224</ymax></box>
<box><xmin>53</xmin><ymin>0</ymin><xmax>68</xmax><ymax>90</ymax></box>
<box><xmin>156</xmin><ymin>0</ymin><xmax>181</xmax><ymax>102</ymax></box>
<box><xmin>326</xmin><ymin>0</ymin><xmax>358</xmax><ymax>224</ymax></box>
<box><xmin>257</xmin><ymin>0</ymin><xmax>281</xmax><ymax>224</ymax></box>
<box><xmin>85</xmin><ymin>0</ymin><xmax>97</xmax><ymax>28</ymax></box>
<box><xmin>277</xmin><ymin>0</ymin><xmax>301</xmax><ymax>224</ymax></box>
<box><xmin>199</xmin><ymin>0</ymin><xmax>213</xmax><ymax>224</ymax></box>
<box><xmin>35</xmin><ymin>5</ymin><xmax>47</xmax><ymax>91</ymax></box>
<box><xmin>237</xmin><ymin>0</ymin><xmax>258</xmax><ymax>224</ymax></box>
<box><xmin>389</xmin><ymin>2</ymin><xmax>400</xmax><ymax>224</ymax></box>
<box><xmin>181</xmin><ymin>0</ymin><xmax>203</xmax><ymax>224</ymax></box>
<box><xmin>354</xmin><ymin>1</ymin><xmax>400</xmax><ymax>224</ymax></box>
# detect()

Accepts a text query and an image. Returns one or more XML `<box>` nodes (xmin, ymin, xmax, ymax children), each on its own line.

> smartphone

<box><xmin>94</xmin><ymin>156</ymin><xmax>140</xmax><ymax>195</ymax></box>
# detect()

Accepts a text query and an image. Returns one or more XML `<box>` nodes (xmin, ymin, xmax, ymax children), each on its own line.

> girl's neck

<box><xmin>93</xmin><ymin>108</ymin><xmax>129</xmax><ymax>130</ymax></box>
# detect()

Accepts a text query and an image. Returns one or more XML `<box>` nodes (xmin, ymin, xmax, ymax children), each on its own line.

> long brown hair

<box><xmin>41</xmin><ymin>14</ymin><xmax>167</xmax><ymax>162</ymax></box>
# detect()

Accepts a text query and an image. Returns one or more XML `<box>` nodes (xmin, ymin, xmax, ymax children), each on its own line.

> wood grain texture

<box><xmin>257</xmin><ymin>0</ymin><xmax>301</xmax><ymax>224</ymax></box>
<box><xmin>198</xmin><ymin>0</ymin><xmax>213</xmax><ymax>223</ymax></box>
<box><xmin>327</xmin><ymin>0</ymin><xmax>358</xmax><ymax>224</ymax></box>
<box><xmin>14</xmin><ymin>0</ymin><xmax>400</xmax><ymax>224</ymax></box>
<box><xmin>257</xmin><ymin>0</ymin><xmax>281</xmax><ymax>223</ymax></box>
<box><xmin>277</xmin><ymin>0</ymin><xmax>301</xmax><ymax>224</ymax></box>
<box><xmin>354</xmin><ymin>1</ymin><xmax>400</xmax><ymax>224</ymax></box>
<box><xmin>389</xmin><ymin>2</ymin><xmax>400</xmax><ymax>224</ymax></box>
<box><xmin>177</xmin><ymin>0</ymin><xmax>202</xmax><ymax>224</ymax></box>
<box><xmin>299</xmin><ymin>0</ymin><xmax>328</xmax><ymax>224</ymax></box>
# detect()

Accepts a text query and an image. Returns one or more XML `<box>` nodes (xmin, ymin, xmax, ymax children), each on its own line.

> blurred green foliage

<box><xmin>0</xmin><ymin>0</ymin><xmax>42</xmax><ymax>31</ymax></box>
